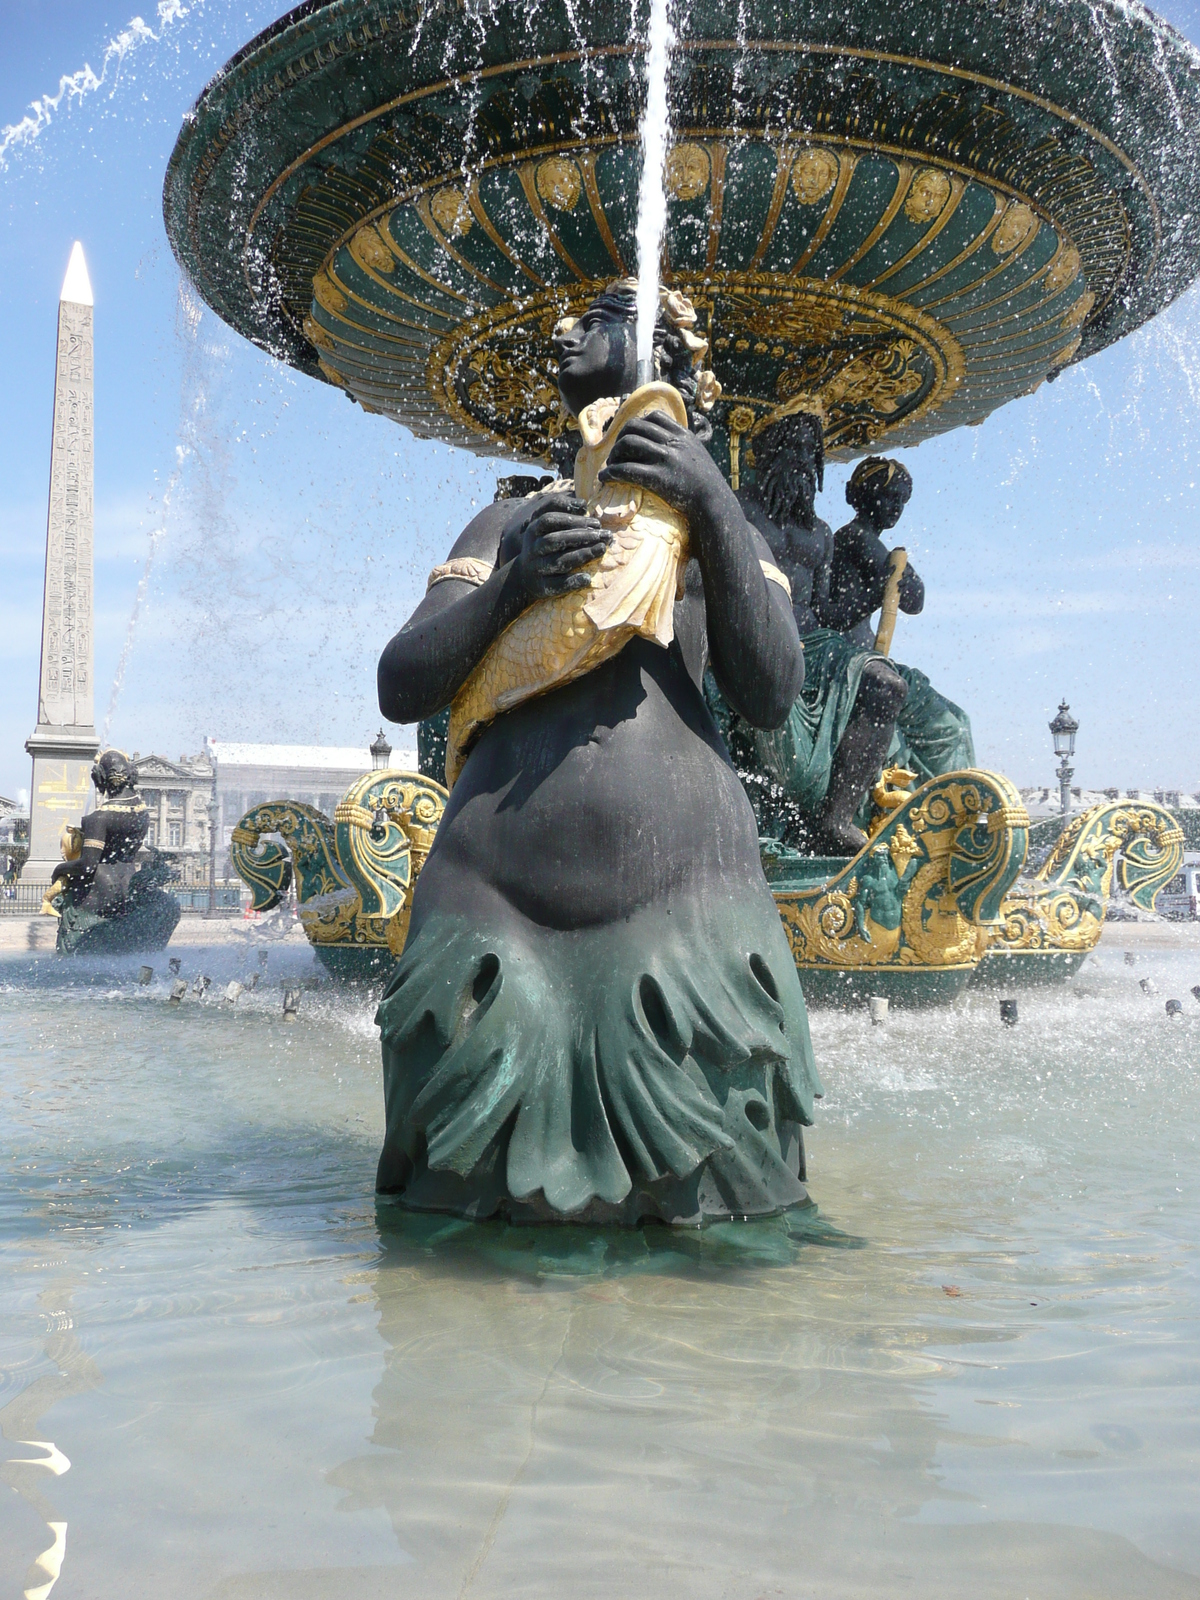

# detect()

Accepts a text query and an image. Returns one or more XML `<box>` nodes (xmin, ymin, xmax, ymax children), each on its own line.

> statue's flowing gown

<box><xmin>375</xmin><ymin>514</ymin><xmax>822</xmax><ymax>1223</ymax></box>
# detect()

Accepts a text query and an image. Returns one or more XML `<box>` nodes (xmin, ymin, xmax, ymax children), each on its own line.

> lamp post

<box><xmin>1049</xmin><ymin>700</ymin><xmax>1078</xmax><ymax>818</ymax></box>
<box><xmin>370</xmin><ymin>729</ymin><xmax>392</xmax><ymax>771</ymax></box>
<box><xmin>206</xmin><ymin>741</ymin><xmax>218</xmax><ymax>918</ymax></box>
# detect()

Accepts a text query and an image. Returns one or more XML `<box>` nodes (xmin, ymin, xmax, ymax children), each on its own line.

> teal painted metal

<box><xmin>164</xmin><ymin>1</ymin><xmax>1200</xmax><ymax>467</ymax></box>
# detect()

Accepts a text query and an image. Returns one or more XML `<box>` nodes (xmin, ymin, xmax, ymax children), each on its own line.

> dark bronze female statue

<box><xmin>47</xmin><ymin>750</ymin><xmax>181</xmax><ymax>955</ymax></box>
<box><xmin>375</xmin><ymin>281</ymin><xmax>822</xmax><ymax>1225</ymax></box>
<box><xmin>50</xmin><ymin>749</ymin><xmax>150</xmax><ymax>912</ymax></box>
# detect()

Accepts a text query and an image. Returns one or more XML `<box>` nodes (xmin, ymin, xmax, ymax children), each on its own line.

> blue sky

<box><xmin>2</xmin><ymin>0</ymin><xmax>1199</xmax><ymax>804</ymax></box>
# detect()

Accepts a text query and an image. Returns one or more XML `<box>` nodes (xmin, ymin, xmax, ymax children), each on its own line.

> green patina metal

<box><xmin>973</xmin><ymin>798</ymin><xmax>1185</xmax><ymax>987</ymax></box>
<box><xmin>165</xmin><ymin>0</ymin><xmax>1200</xmax><ymax>468</ymax></box>
<box><xmin>228</xmin><ymin>774</ymin><xmax>447</xmax><ymax>982</ymax></box>
<box><xmin>230</xmin><ymin>799</ymin><xmax>392</xmax><ymax>975</ymax></box>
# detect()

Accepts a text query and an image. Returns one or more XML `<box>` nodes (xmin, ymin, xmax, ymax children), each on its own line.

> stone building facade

<box><xmin>133</xmin><ymin>750</ymin><xmax>214</xmax><ymax>885</ymax></box>
<box><xmin>131</xmin><ymin>741</ymin><xmax>415</xmax><ymax>885</ymax></box>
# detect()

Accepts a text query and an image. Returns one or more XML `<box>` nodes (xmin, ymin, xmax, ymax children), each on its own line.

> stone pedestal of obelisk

<box><xmin>21</xmin><ymin>243</ymin><xmax>100</xmax><ymax>883</ymax></box>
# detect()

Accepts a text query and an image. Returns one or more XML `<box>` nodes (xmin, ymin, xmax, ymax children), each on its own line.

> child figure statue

<box><xmin>374</xmin><ymin>281</ymin><xmax>822</xmax><ymax>1225</ymax></box>
<box><xmin>823</xmin><ymin>458</ymin><xmax>975</xmax><ymax>795</ymax></box>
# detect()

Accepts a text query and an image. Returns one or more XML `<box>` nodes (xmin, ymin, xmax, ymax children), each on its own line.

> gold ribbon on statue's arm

<box><xmin>760</xmin><ymin>561</ymin><xmax>792</xmax><ymax>599</ymax></box>
<box><xmin>874</xmin><ymin>547</ymin><xmax>908</xmax><ymax>657</ymax></box>
<box><xmin>427</xmin><ymin>556</ymin><xmax>495</xmax><ymax>591</ymax></box>
<box><xmin>445</xmin><ymin>383</ymin><xmax>691</xmax><ymax>787</ymax></box>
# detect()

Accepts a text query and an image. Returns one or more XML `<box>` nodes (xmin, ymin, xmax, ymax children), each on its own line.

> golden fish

<box><xmin>445</xmin><ymin>383</ymin><xmax>690</xmax><ymax>786</ymax></box>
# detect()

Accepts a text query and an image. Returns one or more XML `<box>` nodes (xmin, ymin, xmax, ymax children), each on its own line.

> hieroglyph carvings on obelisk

<box><xmin>22</xmin><ymin>242</ymin><xmax>100</xmax><ymax>882</ymax></box>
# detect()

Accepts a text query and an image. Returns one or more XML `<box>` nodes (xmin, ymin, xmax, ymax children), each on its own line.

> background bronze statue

<box><xmin>47</xmin><ymin>750</ymin><xmax>181</xmax><ymax>954</ymax></box>
<box><xmin>50</xmin><ymin>750</ymin><xmax>150</xmax><ymax>910</ymax></box>
<box><xmin>826</xmin><ymin>458</ymin><xmax>975</xmax><ymax>789</ymax></box>
<box><xmin>712</xmin><ymin>437</ymin><xmax>976</xmax><ymax>856</ymax></box>
<box><xmin>375</xmin><ymin>281</ymin><xmax>822</xmax><ymax>1225</ymax></box>
<box><xmin>712</xmin><ymin>420</ymin><xmax>908</xmax><ymax>855</ymax></box>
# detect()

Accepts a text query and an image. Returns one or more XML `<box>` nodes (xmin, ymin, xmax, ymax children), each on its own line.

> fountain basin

<box><xmin>165</xmin><ymin>0</ymin><xmax>1200</xmax><ymax>467</ymax></box>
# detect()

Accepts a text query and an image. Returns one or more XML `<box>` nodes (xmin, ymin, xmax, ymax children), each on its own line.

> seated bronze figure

<box><xmin>712</xmin><ymin>427</ymin><xmax>974</xmax><ymax>856</ymax></box>
<box><xmin>827</xmin><ymin>459</ymin><xmax>975</xmax><ymax>797</ymax></box>
<box><xmin>375</xmin><ymin>281</ymin><xmax>822</xmax><ymax>1225</ymax></box>
<box><xmin>48</xmin><ymin>750</ymin><xmax>181</xmax><ymax>955</ymax></box>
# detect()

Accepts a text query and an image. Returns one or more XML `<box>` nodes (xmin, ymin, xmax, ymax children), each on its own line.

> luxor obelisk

<box><xmin>21</xmin><ymin>243</ymin><xmax>100</xmax><ymax>883</ymax></box>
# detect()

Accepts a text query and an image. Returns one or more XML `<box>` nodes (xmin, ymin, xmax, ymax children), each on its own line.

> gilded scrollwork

<box><xmin>334</xmin><ymin>768</ymin><xmax>448</xmax><ymax>954</ymax></box>
<box><xmin>229</xmin><ymin>777</ymin><xmax>446</xmax><ymax>962</ymax></box>
<box><xmin>428</xmin><ymin>272</ymin><xmax>963</xmax><ymax>464</ymax></box>
<box><xmin>230</xmin><ymin>802</ymin><xmax>346</xmax><ymax>913</ymax></box>
<box><xmin>987</xmin><ymin>800</ymin><xmax>1185</xmax><ymax>957</ymax></box>
<box><xmin>773</xmin><ymin>772</ymin><xmax>1029</xmax><ymax>974</ymax></box>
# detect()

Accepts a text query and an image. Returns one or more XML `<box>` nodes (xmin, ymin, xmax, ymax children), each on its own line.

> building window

<box><xmin>169</xmin><ymin>823</ymin><xmax>182</xmax><ymax>847</ymax></box>
<box><xmin>148</xmin><ymin>826</ymin><xmax>157</xmax><ymax>847</ymax></box>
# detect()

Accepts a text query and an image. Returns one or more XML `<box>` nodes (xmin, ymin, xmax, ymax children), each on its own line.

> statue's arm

<box><xmin>598</xmin><ymin>413</ymin><xmax>803</xmax><ymax>728</ymax></box>
<box><xmin>817</xmin><ymin>522</ymin><xmax>924</xmax><ymax>626</ymax></box>
<box><xmin>701</xmin><ymin>516</ymin><xmax>804</xmax><ymax>728</ymax></box>
<box><xmin>813</xmin><ymin>525</ymin><xmax>870</xmax><ymax>630</ymax></box>
<box><xmin>57</xmin><ymin>810</ymin><xmax>107</xmax><ymax>884</ymax></box>
<box><xmin>377</xmin><ymin>491</ymin><xmax>607</xmax><ymax>723</ymax></box>
<box><xmin>378</xmin><ymin>504</ymin><xmax>519</xmax><ymax>723</ymax></box>
<box><xmin>855</xmin><ymin>526</ymin><xmax>925</xmax><ymax>615</ymax></box>
<box><xmin>810</xmin><ymin>522</ymin><xmax>834</xmax><ymax>619</ymax></box>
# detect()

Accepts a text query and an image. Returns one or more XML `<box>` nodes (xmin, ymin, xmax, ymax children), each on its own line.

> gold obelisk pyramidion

<box><xmin>21</xmin><ymin>242</ymin><xmax>100</xmax><ymax>883</ymax></box>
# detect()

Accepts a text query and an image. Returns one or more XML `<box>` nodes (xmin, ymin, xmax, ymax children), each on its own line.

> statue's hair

<box><xmin>754</xmin><ymin>412</ymin><xmax>826</xmax><ymax>491</ymax></box>
<box><xmin>749</xmin><ymin>411</ymin><xmax>826</xmax><ymax>530</ymax></box>
<box><xmin>846</xmin><ymin>456</ymin><xmax>912</xmax><ymax>513</ymax></box>
<box><xmin>92</xmin><ymin>748</ymin><xmax>138</xmax><ymax>795</ymax></box>
<box><xmin>579</xmin><ymin>281</ymin><xmax>715</xmax><ymax>440</ymax></box>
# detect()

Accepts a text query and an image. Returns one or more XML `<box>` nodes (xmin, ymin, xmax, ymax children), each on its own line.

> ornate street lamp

<box><xmin>1049</xmin><ymin>701</ymin><xmax>1079</xmax><ymax>818</ymax></box>
<box><xmin>370</xmin><ymin>729</ymin><xmax>392</xmax><ymax>771</ymax></box>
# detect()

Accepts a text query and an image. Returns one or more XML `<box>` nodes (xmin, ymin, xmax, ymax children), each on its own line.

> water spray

<box><xmin>101</xmin><ymin>446</ymin><xmax>189</xmax><ymax>745</ymax></box>
<box><xmin>634</xmin><ymin>0</ymin><xmax>674</xmax><ymax>386</ymax></box>
<box><xmin>0</xmin><ymin>2</ymin><xmax>195</xmax><ymax>169</ymax></box>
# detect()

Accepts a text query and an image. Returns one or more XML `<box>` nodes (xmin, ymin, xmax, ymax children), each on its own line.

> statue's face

<box><xmin>554</xmin><ymin>301</ymin><xmax>639</xmax><ymax>416</ymax></box>
<box><xmin>873</xmin><ymin>479</ymin><xmax>912</xmax><ymax>530</ymax></box>
<box><xmin>757</xmin><ymin>437</ymin><xmax>820</xmax><ymax>531</ymax></box>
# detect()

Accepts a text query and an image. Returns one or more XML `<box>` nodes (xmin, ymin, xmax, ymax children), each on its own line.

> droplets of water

<box><xmin>634</xmin><ymin>0</ymin><xmax>675</xmax><ymax>380</ymax></box>
<box><xmin>100</xmin><ymin>447</ymin><xmax>188</xmax><ymax>746</ymax></box>
<box><xmin>0</xmin><ymin>0</ymin><xmax>196</xmax><ymax>170</ymax></box>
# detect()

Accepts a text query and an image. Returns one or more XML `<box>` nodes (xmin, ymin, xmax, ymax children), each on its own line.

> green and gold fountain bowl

<box><xmin>165</xmin><ymin>0</ymin><xmax>1200</xmax><ymax>469</ymax></box>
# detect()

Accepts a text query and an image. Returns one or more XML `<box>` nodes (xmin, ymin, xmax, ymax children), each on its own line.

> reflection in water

<box><xmin>0</xmin><ymin>1282</ymin><xmax>97</xmax><ymax>1600</ymax></box>
<box><xmin>0</xmin><ymin>935</ymin><xmax>1199</xmax><ymax>1597</ymax></box>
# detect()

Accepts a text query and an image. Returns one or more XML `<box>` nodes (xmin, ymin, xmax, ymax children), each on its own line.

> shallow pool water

<box><xmin>2</xmin><ymin>928</ymin><xmax>1199</xmax><ymax>1599</ymax></box>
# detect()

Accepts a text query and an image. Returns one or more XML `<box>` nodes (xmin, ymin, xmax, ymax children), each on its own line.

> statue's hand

<box><xmin>598</xmin><ymin>413</ymin><xmax>731</xmax><ymax>527</ymax></box>
<box><xmin>516</xmin><ymin>491</ymin><xmax>610</xmax><ymax>599</ymax></box>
